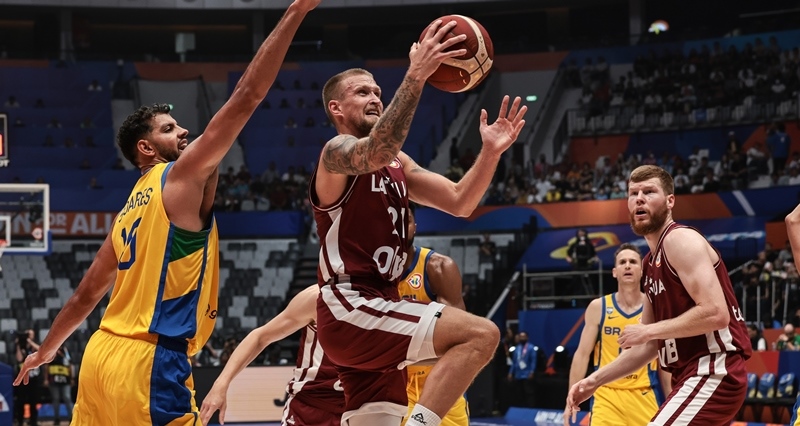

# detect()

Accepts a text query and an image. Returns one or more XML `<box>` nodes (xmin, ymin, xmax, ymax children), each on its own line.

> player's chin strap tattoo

<box><xmin>323</xmin><ymin>75</ymin><xmax>423</xmax><ymax>176</ymax></box>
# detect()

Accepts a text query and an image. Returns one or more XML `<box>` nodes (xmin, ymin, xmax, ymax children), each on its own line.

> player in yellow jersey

<box><xmin>13</xmin><ymin>2</ymin><xmax>320</xmax><ymax>425</ymax></box>
<box><xmin>564</xmin><ymin>243</ymin><xmax>671</xmax><ymax>426</ymax></box>
<box><xmin>398</xmin><ymin>206</ymin><xmax>470</xmax><ymax>426</ymax></box>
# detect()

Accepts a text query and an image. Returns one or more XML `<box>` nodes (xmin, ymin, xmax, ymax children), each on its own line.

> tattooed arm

<box><xmin>321</xmin><ymin>74</ymin><xmax>426</xmax><ymax>176</ymax></box>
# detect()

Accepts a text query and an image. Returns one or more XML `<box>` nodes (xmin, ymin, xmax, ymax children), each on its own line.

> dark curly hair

<box><xmin>117</xmin><ymin>103</ymin><xmax>172</xmax><ymax>168</ymax></box>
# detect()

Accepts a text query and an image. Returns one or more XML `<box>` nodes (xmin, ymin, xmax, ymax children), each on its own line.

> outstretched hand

<box><xmin>199</xmin><ymin>384</ymin><xmax>228</xmax><ymax>426</ymax></box>
<box><xmin>565</xmin><ymin>375</ymin><xmax>599</xmax><ymax>425</ymax></box>
<box><xmin>13</xmin><ymin>350</ymin><xmax>53</xmax><ymax>386</ymax></box>
<box><xmin>479</xmin><ymin>95</ymin><xmax>527</xmax><ymax>155</ymax></box>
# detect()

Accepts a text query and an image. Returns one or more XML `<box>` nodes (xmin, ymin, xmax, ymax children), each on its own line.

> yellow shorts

<box><xmin>403</xmin><ymin>385</ymin><xmax>469</xmax><ymax>426</ymax></box>
<box><xmin>589</xmin><ymin>386</ymin><xmax>660</xmax><ymax>426</ymax></box>
<box><xmin>72</xmin><ymin>329</ymin><xmax>198</xmax><ymax>426</ymax></box>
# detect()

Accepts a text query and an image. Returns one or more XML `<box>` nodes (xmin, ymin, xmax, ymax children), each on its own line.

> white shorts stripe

<box><xmin>713</xmin><ymin>352</ymin><xmax>728</xmax><ymax>375</ymax></box>
<box><xmin>697</xmin><ymin>355</ymin><xmax>711</xmax><ymax>376</ymax></box>
<box><xmin>342</xmin><ymin>401</ymin><xmax>407</xmax><ymax>425</ymax></box>
<box><xmin>705</xmin><ymin>332</ymin><xmax>721</xmax><ymax>353</ymax></box>
<box><xmin>649</xmin><ymin>375</ymin><xmax>723</xmax><ymax>425</ymax></box>
<box><xmin>281</xmin><ymin>393</ymin><xmax>296</xmax><ymax>426</ymax></box>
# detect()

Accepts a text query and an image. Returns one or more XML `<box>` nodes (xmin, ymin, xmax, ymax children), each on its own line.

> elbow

<box><xmin>786</xmin><ymin>211</ymin><xmax>800</xmax><ymax>226</ymax></box>
<box><xmin>709</xmin><ymin>305</ymin><xmax>730</xmax><ymax>330</ymax></box>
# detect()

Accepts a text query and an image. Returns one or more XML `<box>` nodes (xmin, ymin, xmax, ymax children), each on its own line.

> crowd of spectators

<box><xmin>212</xmin><ymin>162</ymin><xmax>311</xmax><ymax>214</ymax></box>
<box><xmin>479</xmin><ymin>121</ymin><xmax>796</xmax><ymax>206</ymax></box>
<box><xmin>567</xmin><ymin>37</ymin><xmax>800</xmax><ymax>117</ymax></box>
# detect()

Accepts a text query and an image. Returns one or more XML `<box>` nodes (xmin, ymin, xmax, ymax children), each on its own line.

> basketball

<box><xmin>418</xmin><ymin>15</ymin><xmax>494</xmax><ymax>93</ymax></box>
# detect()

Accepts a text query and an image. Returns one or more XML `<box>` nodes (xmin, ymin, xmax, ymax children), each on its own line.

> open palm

<box><xmin>479</xmin><ymin>95</ymin><xmax>527</xmax><ymax>155</ymax></box>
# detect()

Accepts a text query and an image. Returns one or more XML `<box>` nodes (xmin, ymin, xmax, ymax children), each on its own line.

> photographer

<box><xmin>565</xmin><ymin>229</ymin><xmax>599</xmax><ymax>297</ymax></box>
<box><xmin>14</xmin><ymin>329</ymin><xmax>41</xmax><ymax>426</ymax></box>
<box><xmin>44</xmin><ymin>345</ymin><xmax>74</xmax><ymax>425</ymax></box>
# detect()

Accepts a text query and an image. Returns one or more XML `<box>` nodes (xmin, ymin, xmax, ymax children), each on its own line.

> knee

<box><xmin>472</xmin><ymin>319</ymin><xmax>500</xmax><ymax>359</ymax></box>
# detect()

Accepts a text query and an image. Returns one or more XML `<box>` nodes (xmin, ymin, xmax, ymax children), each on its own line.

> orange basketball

<box><xmin>419</xmin><ymin>15</ymin><xmax>494</xmax><ymax>93</ymax></box>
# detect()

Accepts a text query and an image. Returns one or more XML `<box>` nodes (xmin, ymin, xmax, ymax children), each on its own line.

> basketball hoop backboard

<box><xmin>0</xmin><ymin>183</ymin><xmax>50</xmax><ymax>255</ymax></box>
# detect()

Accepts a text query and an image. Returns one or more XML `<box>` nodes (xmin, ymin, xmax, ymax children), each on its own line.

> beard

<box><xmin>156</xmin><ymin>144</ymin><xmax>180</xmax><ymax>162</ymax></box>
<box><xmin>630</xmin><ymin>201</ymin><xmax>669</xmax><ymax>236</ymax></box>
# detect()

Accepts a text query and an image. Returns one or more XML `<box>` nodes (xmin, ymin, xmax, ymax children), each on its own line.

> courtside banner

<box><xmin>516</xmin><ymin>217</ymin><xmax>768</xmax><ymax>272</ymax></box>
<box><xmin>0</xmin><ymin>363</ymin><xmax>13</xmax><ymax>426</ymax></box>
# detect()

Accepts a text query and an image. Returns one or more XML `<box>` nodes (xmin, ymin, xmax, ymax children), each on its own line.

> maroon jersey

<box><xmin>286</xmin><ymin>323</ymin><xmax>343</xmax><ymax>414</ymax></box>
<box><xmin>642</xmin><ymin>222</ymin><xmax>751</xmax><ymax>377</ymax></box>
<box><xmin>309</xmin><ymin>158</ymin><xmax>410</xmax><ymax>296</ymax></box>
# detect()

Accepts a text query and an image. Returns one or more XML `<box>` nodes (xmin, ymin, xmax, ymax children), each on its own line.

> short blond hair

<box><xmin>321</xmin><ymin>68</ymin><xmax>373</xmax><ymax>123</ymax></box>
<box><xmin>629</xmin><ymin>165</ymin><xmax>674</xmax><ymax>195</ymax></box>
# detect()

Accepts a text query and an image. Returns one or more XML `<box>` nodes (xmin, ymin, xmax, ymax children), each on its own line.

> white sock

<box><xmin>406</xmin><ymin>404</ymin><xmax>441</xmax><ymax>426</ymax></box>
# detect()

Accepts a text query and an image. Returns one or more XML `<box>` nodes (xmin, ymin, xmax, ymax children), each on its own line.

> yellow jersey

<box><xmin>398</xmin><ymin>246</ymin><xmax>436</xmax><ymax>390</ymax></box>
<box><xmin>595</xmin><ymin>293</ymin><xmax>659</xmax><ymax>390</ymax></box>
<box><xmin>102</xmin><ymin>162</ymin><xmax>219</xmax><ymax>356</ymax></box>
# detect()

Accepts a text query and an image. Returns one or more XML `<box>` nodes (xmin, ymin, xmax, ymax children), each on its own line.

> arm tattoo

<box><xmin>322</xmin><ymin>76</ymin><xmax>422</xmax><ymax>175</ymax></box>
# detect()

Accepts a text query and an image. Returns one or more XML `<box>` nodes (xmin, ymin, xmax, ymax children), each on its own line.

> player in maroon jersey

<box><xmin>198</xmin><ymin>285</ymin><xmax>343</xmax><ymax>426</ymax></box>
<box><xmin>309</xmin><ymin>20</ymin><xmax>527</xmax><ymax>426</ymax></box>
<box><xmin>567</xmin><ymin>165</ymin><xmax>751</xmax><ymax>426</ymax></box>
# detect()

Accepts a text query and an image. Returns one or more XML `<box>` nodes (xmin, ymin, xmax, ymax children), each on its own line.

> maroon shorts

<box><xmin>649</xmin><ymin>352</ymin><xmax>747</xmax><ymax>425</ymax></box>
<box><xmin>317</xmin><ymin>282</ymin><xmax>444</xmax><ymax>419</ymax></box>
<box><xmin>282</xmin><ymin>393</ymin><xmax>342</xmax><ymax>426</ymax></box>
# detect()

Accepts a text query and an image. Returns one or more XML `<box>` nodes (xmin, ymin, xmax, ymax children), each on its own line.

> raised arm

<box><xmin>402</xmin><ymin>96</ymin><xmax>526</xmax><ymax>217</ymax></box>
<box><xmin>170</xmin><ymin>0</ymin><xmax>319</xmax><ymax>182</ymax></box>
<box><xmin>563</xmin><ymin>298</ymin><xmax>601</xmax><ymax>425</ymax></box>
<box><xmin>199</xmin><ymin>285</ymin><xmax>318</xmax><ymax>426</ymax></box>
<box><xmin>427</xmin><ymin>252</ymin><xmax>466</xmax><ymax>310</ymax></box>
<box><xmin>14</xmin><ymin>232</ymin><xmax>118</xmax><ymax>385</ymax></box>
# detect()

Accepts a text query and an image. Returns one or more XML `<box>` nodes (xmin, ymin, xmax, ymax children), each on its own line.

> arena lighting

<box><xmin>526</xmin><ymin>95</ymin><xmax>538</xmax><ymax>102</ymax></box>
<box><xmin>649</xmin><ymin>20</ymin><xmax>669</xmax><ymax>34</ymax></box>
<box><xmin>555</xmin><ymin>345</ymin><xmax>565</xmax><ymax>353</ymax></box>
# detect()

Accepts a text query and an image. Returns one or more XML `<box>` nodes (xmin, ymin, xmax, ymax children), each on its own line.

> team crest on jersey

<box><xmin>407</xmin><ymin>273</ymin><xmax>423</xmax><ymax>289</ymax></box>
<box><xmin>389</xmin><ymin>159</ymin><xmax>401</xmax><ymax>168</ymax></box>
<box><xmin>655</xmin><ymin>250</ymin><xmax>662</xmax><ymax>267</ymax></box>
<box><xmin>606</xmin><ymin>307</ymin><xmax>613</xmax><ymax>315</ymax></box>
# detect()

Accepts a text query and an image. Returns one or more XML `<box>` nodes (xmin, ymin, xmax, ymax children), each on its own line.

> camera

<box><xmin>16</xmin><ymin>331</ymin><xmax>30</xmax><ymax>348</ymax></box>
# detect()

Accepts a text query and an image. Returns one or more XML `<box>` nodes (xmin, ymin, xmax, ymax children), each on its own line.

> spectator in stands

<box><xmin>45</xmin><ymin>345</ymin><xmax>74</xmax><ymax>426</ymax></box>
<box><xmin>566</xmin><ymin>229</ymin><xmax>598</xmax><ymax>295</ymax></box>
<box><xmin>4</xmin><ymin>95</ymin><xmax>20</xmax><ymax>108</ymax></box>
<box><xmin>284</xmin><ymin>116</ymin><xmax>298</xmax><ymax>128</ymax></box>
<box><xmin>47</xmin><ymin>117</ymin><xmax>63</xmax><ymax>128</ymax></box>
<box><xmin>775</xmin><ymin>323</ymin><xmax>800</xmax><ymax>351</ymax></box>
<box><xmin>79</xmin><ymin>159</ymin><xmax>92</xmax><ymax>170</ymax></box>
<box><xmin>84</xmin><ymin>135</ymin><xmax>96</xmax><ymax>147</ymax></box>
<box><xmin>747</xmin><ymin>323</ymin><xmax>767</xmax><ymax>351</ymax></box>
<box><xmin>296</xmin><ymin>97</ymin><xmax>306</xmax><ymax>109</ymax></box>
<box><xmin>15</xmin><ymin>329</ymin><xmax>42</xmax><ymax>426</ymax></box>
<box><xmin>261</xmin><ymin>161</ymin><xmax>278</xmax><ymax>184</ymax></box>
<box><xmin>63</xmin><ymin>137</ymin><xmax>74</xmax><ymax>148</ymax></box>
<box><xmin>80</xmin><ymin>116</ymin><xmax>95</xmax><ymax>129</ymax></box>
<box><xmin>292</xmin><ymin>79</ymin><xmax>302</xmax><ymax>90</ymax></box>
<box><xmin>33</xmin><ymin>98</ymin><xmax>45</xmax><ymax>108</ymax></box>
<box><xmin>747</xmin><ymin>142</ymin><xmax>770</xmax><ymax>176</ymax></box>
<box><xmin>219</xmin><ymin>337</ymin><xmax>239</xmax><ymax>366</ymax></box>
<box><xmin>87</xmin><ymin>177</ymin><xmax>103</xmax><ymax>189</ymax></box>
<box><xmin>87</xmin><ymin>79</ymin><xmax>102</xmax><ymax>91</ymax></box>
<box><xmin>507</xmin><ymin>331</ymin><xmax>537</xmax><ymax>408</ymax></box>
<box><xmin>43</xmin><ymin>135</ymin><xmax>54</xmax><ymax>147</ymax></box>
<box><xmin>279</xmin><ymin>98</ymin><xmax>290</xmax><ymax>108</ymax></box>
<box><xmin>479</xmin><ymin>233</ymin><xmax>496</xmax><ymax>264</ymax></box>
<box><xmin>767</xmin><ymin>122</ymin><xmax>791</xmax><ymax>174</ymax></box>
<box><xmin>449</xmin><ymin>137</ymin><xmax>459</xmax><ymax>165</ymax></box>
<box><xmin>459</xmin><ymin>147</ymin><xmax>476</xmax><ymax>171</ymax></box>
<box><xmin>788</xmin><ymin>167</ymin><xmax>800</xmax><ymax>186</ymax></box>
<box><xmin>445</xmin><ymin>159</ymin><xmax>464</xmax><ymax>182</ymax></box>
<box><xmin>111</xmin><ymin>158</ymin><xmax>125</xmax><ymax>170</ymax></box>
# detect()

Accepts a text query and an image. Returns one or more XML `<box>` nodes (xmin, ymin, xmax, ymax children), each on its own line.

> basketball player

<box><xmin>563</xmin><ymin>243</ymin><xmax>671</xmax><ymax>426</ymax></box>
<box><xmin>310</xmin><ymin>21</ymin><xmax>527</xmax><ymax>426</ymax></box>
<box><xmin>567</xmin><ymin>165</ymin><xmax>751</xmax><ymax>426</ymax></box>
<box><xmin>199</xmin><ymin>285</ymin><xmax>342</xmax><ymax>426</ymax></box>
<box><xmin>783</xmin><ymin>189</ymin><xmax>800</xmax><ymax>426</ymax></box>
<box><xmin>398</xmin><ymin>207</ymin><xmax>469</xmax><ymax>426</ymax></box>
<box><xmin>13</xmin><ymin>1</ymin><xmax>319</xmax><ymax>424</ymax></box>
